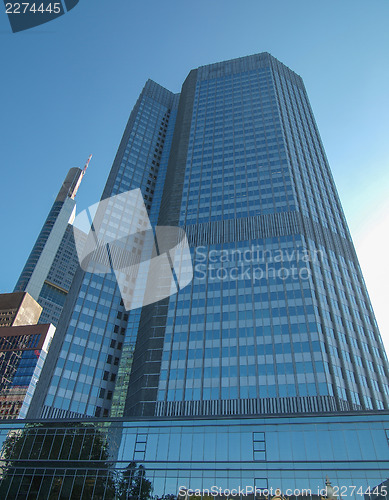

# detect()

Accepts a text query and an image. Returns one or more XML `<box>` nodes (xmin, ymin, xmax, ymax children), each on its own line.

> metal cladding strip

<box><xmin>183</xmin><ymin>211</ymin><xmax>355</xmax><ymax>261</ymax></box>
<box><xmin>155</xmin><ymin>394</ymin><xmax>356</xmax><ymax>417</ymax></box>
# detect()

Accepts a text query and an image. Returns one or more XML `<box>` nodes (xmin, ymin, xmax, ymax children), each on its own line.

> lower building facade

<box><xmin>0</xmin><ymin>411</ymin><xmax>388</xmax><ymax>499</ymax></box>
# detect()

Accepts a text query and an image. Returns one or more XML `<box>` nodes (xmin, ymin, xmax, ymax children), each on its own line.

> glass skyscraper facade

<box><xmin>141</xmin><ymin>54</ymin><xmax>389</xmax><ymax>417</ymax></box>
<box><xmin>27</xmin><ymin>82</ymin><xmax>180</xmax><ymax>419</ymax></box>
<box><xmin>1</xmin><ymin>52</ymin><xmax>389</xmax><ymax>499</ymax></box>
<box><xmin>27</xmin><ymin>53</ymin><xmax>389</xmax><ymax>423</ymax></box>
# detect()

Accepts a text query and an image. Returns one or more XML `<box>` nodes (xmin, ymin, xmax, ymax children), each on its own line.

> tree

<box><xmin>0</xmin><ymin>422</ymin><xmax>117</xmax><ymax>498</ymax></box>
<box><xmin>117</xmin><ymin>461</ymin><xmax>153</xmax><ymax>500</ymax></box>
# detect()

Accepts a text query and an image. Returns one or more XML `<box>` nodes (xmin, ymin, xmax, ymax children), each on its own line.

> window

<box><xmin>134</xmin><ymin>433</ymin><xmax>148</xmax><ymax>461</ymax></box>
<box><xmin>253</xmin><ymin>432</ymin><xmax>266</xmax><ymax>461</ymax></box>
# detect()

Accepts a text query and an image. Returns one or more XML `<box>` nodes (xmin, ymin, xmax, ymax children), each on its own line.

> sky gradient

<box><xmin>1</xmin><ymin>0</ymin><xmax>388</xmax><ymax>348</ymax></box>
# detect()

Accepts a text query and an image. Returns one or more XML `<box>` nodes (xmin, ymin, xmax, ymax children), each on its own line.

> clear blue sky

<box><xmin>1</xmin><ymin>0</ymin><xmax>388</xmax><ymax>344</ymax></box>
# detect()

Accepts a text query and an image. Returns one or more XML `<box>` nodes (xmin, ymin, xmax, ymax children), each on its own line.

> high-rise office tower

<box><xmin>28</xmin><ymin>53</ymin><xmax>389</xmax><ymax>421</ymax></box>
<box><xmin>14</xmin><ymin>161</ymin><xmax>89</xmax><ymax>326</ymax></box>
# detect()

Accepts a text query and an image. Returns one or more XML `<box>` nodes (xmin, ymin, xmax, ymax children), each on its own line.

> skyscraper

<box><xmin>14</xmin><ymin>161</ymin><xmax>89</xmax><ymax>326</ymax></box>
<box><xmin>2</xmin><ymin>52</ymin><xmax>389</xmax><ymax>497</ymax></box>
<box><xmin>28</xmin><ymin>53</ymin><xmax>389</xmax><ymax>422</ymax></box>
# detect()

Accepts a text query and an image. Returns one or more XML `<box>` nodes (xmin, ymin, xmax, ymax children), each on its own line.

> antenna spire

<box><xmin>82</xmin><ymin>154</ymin><xmax>93</xmax><ymax>175</ymax></box>
<box><xmin>70</xmin><ymin>155</ymin><xmax>93</xmax><ymax>200</ymax></box>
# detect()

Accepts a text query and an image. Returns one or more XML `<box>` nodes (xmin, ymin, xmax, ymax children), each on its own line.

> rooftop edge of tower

<box><xmin>195</xmin><ymin>52</ymin><xmax>303</xmax><ymax>86</ymax></box>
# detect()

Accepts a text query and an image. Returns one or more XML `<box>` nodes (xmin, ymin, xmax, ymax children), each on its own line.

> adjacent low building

<box><xmin>0</xmin><ymin>293</ymin><xmax>55</xmax><ymax>419</ymax></box>
<box><xmin>0</xmin><ymin>292</ymin><xmax>42</xmax><ymax>328</ymax></box>
<box><xmin>0</xmin><ymin>323</ymin><xmax>55</xmax><ymax>419</ymax></box>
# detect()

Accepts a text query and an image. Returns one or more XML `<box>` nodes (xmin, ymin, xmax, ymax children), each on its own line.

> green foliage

<box><xmin>0</xmin><ymin>422</ymin><xmax>157</xmax><ymax>499</ymax></box>
<box><xmin>117</xmin><ymin>460</ymin><xmax>153</xmax><ymax>500</ymax></box>
<box><xmin>0</xmin><ymin>422</ymin><xmax>118</xmax><ymax>498</ymax></box>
